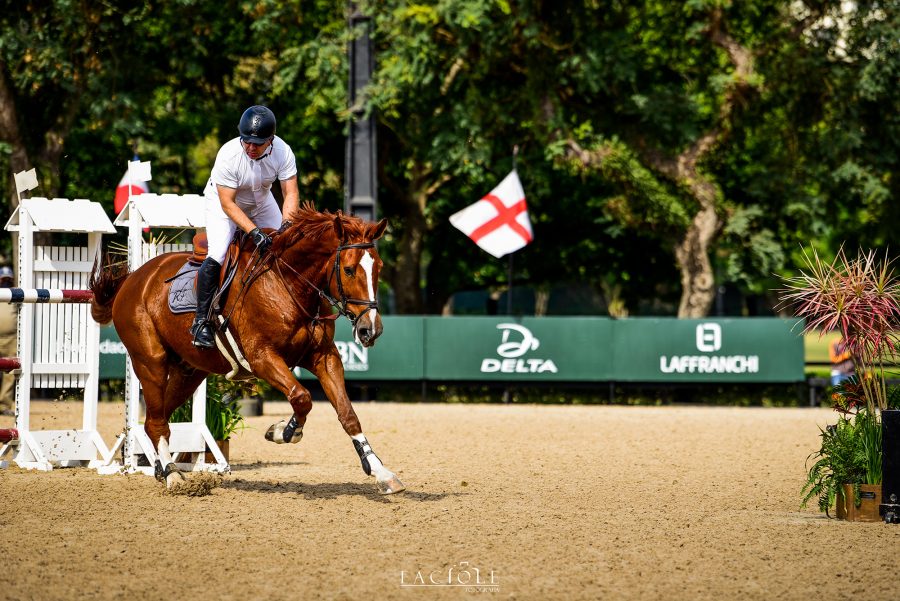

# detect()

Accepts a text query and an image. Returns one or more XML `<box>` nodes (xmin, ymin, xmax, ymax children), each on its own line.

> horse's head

<box><xmin>329</xmin><ymin>214</ymin><xmax>389</xmax><ymax>347</ymax></box>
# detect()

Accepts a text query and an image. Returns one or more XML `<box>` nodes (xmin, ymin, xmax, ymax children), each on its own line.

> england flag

<box><xmin>449</xmin><ymin>171</ymin><xmax>533</xmax><ymax>258</ymax></box>
<box><xmin>113</xmin><ymin>159</ymin><xmax>150</xmax><ymax>215</ymax></box>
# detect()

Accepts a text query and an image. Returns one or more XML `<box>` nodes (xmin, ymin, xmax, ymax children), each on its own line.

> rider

<box><xmin>190</xmin><ymin>105</ymin><xmax>300</xmax><ymax>348</ymax></box>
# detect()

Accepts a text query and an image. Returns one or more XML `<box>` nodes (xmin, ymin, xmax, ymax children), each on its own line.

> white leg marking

<box><xmin>352</xmin><ymin>433</ymin><xmax>391</xmax><ymax>480</ymax></box>
<box><xmin>158</xmin><ymin>436</ymin><xmax>174</xmax><ymax>466</ymax></box>
<box><xmin>157</xmin><ymin>436</ymin><xmax>183</xmax><ymax>488</ymax></box>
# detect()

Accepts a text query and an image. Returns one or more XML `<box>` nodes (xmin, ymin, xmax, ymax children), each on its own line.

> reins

<box><xmin>273</xmin><ymin>241</ymin><xmax>378</xmax><ymax>326</ymax></box>
<box><xmin>215</xmin><ymin>242</ymin><xmax>277</xmax><ymax>327</ymax></box>
<box><xmin>217</xmin><ymin>230</ymin><xmax>378</xmax><ymax>332</ymax></box>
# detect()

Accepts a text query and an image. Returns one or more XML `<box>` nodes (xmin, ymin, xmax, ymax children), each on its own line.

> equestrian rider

<box><xmin>190</xmin><ymin>105</ymin><xmax>300</xmax><ymax>348</ymax></box>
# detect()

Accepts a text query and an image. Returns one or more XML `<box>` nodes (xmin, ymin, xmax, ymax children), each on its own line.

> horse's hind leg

<box><xmin>142</xmin><ymin>361</ymin><xmax>208</xmax><ymax>488</ymax></box>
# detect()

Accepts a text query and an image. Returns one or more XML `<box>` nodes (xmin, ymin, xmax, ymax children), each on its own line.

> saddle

<box><xmin>166</xmin><ymin>232</ymin><xmax>242</xmax><ymax>315</ymax></box>
<box><xmin>167</xmin><ymin>231</ymin><xmax>259</xmax><ymax>379</ymax></box>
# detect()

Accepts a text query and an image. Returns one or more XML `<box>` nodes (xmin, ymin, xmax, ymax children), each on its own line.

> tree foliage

<box><xmin>0</xmin><ymin>0</ymin><xmax>894</xmax><ymax>317</ymax></box>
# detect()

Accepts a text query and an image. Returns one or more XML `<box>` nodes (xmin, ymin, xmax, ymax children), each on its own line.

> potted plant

<box><xmin>780</xmin><ymin>246</ymin><xmax>900</xmax><ymax>520</ymax></box>
<box><xmin>801</xmin><ymin>398</ymin><xmax>882</xmax><ymax>520</ymax></box>
<box><xmin>169</xmin><ymin>375</ymin><xmax>250</xmax><ymax>461</ymax></box>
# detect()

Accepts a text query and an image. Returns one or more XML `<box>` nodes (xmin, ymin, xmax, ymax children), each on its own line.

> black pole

<box><xmin>345</xmin><ymin>2</ymin><xmax>377</xmax><ymax>223</ymax></box>
<box><xmin>506</xmin><ymin>255</ymin><xmax>513</xmax><ymax>315</ymax></box>
<box><xmin>881</xmin><ymin>409</ymin><xmax>900</xmax><ymax>522</ymax></box>
<box><xmin>501</xmin><ymin>145</ymin><xmax>520</xmax><ymax>405</ymax></box>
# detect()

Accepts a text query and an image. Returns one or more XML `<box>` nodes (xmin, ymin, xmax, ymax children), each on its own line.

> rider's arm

<box><xmin>216</xmin><ymin>185</ymin><xmax>257</xmax><ymax>233</ymax></box>
<box><xmin>280</xmin><ymin>175</ymin><xmax>300</xmax><ymax>221</ymax></box>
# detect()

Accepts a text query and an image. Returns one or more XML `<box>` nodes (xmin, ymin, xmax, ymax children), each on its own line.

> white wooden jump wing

<box><xmin>1</xmin><ymin>198</ymin><xmax>117</xmax><ymax>471</ymax></box>
<box><xmin>107</xmin><ymin>193</ymin><xmax>228</xmax><ymax>476</ymax></box>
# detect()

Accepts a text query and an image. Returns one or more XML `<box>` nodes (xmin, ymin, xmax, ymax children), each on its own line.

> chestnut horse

<box><xmin>90</xmin><ymin>204</ymin><xmax>404</xmax><ymax>494</ymax></box>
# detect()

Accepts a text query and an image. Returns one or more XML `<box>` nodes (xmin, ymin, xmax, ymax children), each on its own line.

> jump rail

<box><xmin>0</xmin><ymin>358</ymin><xmax>21</xmax><ymax>372</ymax></box>
<box><xmin>0</xmin><ymin>289</ymin><xmax>93</xmax><ymax>373</ymax></box>
<box><xmin>0</xmin><ymin>289</ymin><xmax>94</xmax><ymax>303</ymax></box>
<box><xmin>0</xmin><ymin>429</ymin><xmax>18</xmax><ymax>443</ymax></box>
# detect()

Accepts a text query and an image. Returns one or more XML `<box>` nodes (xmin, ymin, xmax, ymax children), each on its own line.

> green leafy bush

<box><xmin>169</xmin><ymin>375</ymin><xmax>251</xmax><ymax>440</ymax></box>
<box><xmin>802</xmin><ymin>411</ymin><xmax>873</xmax><ymax>514</ymax></box>
<box><xmin>781</xmin><ymin>246</ymin><xmax>900</xmax><ymax>515</ymax></box>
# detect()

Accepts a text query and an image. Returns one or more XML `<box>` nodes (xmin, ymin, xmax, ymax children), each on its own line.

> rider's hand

<box><xmin>249</xmin><ymin>227</ymin><xmax>272</xmax><ymax>253</ymax></box>
<box><xmin>277</xmin><ymin>220</ymin><xmax>293</xmax><ymax>234</ymax></box>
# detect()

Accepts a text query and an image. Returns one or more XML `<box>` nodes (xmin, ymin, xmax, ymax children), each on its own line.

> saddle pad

<box><xmin>168</xmin><ymin>262</ymin><xmax>201</xmax><ymax>314</ymax></box>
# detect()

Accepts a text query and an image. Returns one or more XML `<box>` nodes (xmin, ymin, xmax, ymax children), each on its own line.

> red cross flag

<box><xmin>450</xmin><ymin>171</ymin><xmax>533</xmax><ymax>258</ymax></box>
<box><xmin>113</xmin><ymin>159</ymin><xmax>150</xmax><ymax>215</ymax></box>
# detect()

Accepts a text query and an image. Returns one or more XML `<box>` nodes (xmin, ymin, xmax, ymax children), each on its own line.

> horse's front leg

<box><xmin>305</xmin><ymin>345</ymin><xmax>405</xmax><ymax>495</ymax></box>
<box><xmin>253</xmin><ymin>354</ymin><xmax>313</xmax><ymax>445</ymax></box>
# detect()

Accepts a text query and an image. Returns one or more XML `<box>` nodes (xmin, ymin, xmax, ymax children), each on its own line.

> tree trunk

<box><xmin>562</xmin><ymin>10</ymin><xmax>754</xmax><ymax>318</ymax></box>
<box><xmin>670</xmin><ymin>10</ymin><xmax>756</xmax><ymax>317</ymax></box>
<box><xmin>673</xmin><ymin>179</ymin><xmax>720</xmax><ymax>317</ymax></box>
<box><xmin>380</xmin><ymin>159</ymin><xmax>451</xmax><ymax>314</ymax></box>
<box><xmin>0</xmin><ymin>62</ymin><xmax>32</xmax><ymax>207</ymax></box>
<box><xmin>390</xmin><ymin>193</ymin><xmax>426</xmax><ymax>314</ymax></box>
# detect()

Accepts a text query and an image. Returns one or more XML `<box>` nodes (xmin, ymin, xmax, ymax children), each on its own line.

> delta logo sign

<box><xmin>659</xmin><ymin>323</ymin><xmax>759</xmax><ymax>374</ymax></box>
<box><xmin>480</xmin><ymin>324</ymin><xmax>558</xmax><ymax>374</ymax></box>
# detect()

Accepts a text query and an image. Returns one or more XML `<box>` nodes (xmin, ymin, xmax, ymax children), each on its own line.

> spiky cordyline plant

<box><xmin>778</xmin><ymin>246</ymin><xmax>900</xmax><ymax>413</ymax></box>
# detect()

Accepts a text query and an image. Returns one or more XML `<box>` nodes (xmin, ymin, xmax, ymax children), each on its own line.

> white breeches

<box><xmin>205</xmin><ymin>191</ymin><xmax>282</xmax><ymax>263</ymax></box>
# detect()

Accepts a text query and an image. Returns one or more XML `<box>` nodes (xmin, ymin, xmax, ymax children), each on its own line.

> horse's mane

<box><xmin>271</xmin><ymin>201</ymin><xmax>368</xmax><ymax>254</ymax></box>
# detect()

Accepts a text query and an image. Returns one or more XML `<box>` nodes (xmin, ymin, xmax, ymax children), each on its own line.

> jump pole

<box><xmin>0</xmin><ymin>428</ymin><xmax>17</xmax><ymax>469</ymax></box>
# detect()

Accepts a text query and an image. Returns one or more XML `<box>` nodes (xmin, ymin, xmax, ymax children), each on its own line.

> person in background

<box><xmin>0</xmin><ymin>266</ymin><xmax>17</xmax><ymax>414</ymax></box>
<box><xmin>829</xmin><ymin>337</ymin><xmax>855</xmax><ymax>387</ymax></box>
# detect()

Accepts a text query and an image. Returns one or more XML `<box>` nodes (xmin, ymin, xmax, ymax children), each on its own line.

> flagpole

<box><xmin>506</xmin><ymin>255</ymin><xmax>513</xmax><ymax>315</ymax></box>
<box><xmin>506</xmin><ymin>145</ymin><xmax>520</xmax><ymax>316</ymax></box>
<box><xmin>503</xmin><ymin>146</ymin><xmax>521</xmax><ymax>405</ymax></box>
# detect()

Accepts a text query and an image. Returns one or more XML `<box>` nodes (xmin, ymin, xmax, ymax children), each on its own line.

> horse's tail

<box><xmin>89</xmin><ymin>254</ymin><xmax>129</xmax><ymax>324</ymax></box>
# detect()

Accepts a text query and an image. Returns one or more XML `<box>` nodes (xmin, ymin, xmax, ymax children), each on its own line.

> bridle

<box><xmin>271</xmin><ymin>241</ymin><xmax>379</xmax><ymax>327</ymax></box>
<box><xmin>321</xmin><ymin>242</ymin><xmax>379</xmax><ymax>325</ymax></box>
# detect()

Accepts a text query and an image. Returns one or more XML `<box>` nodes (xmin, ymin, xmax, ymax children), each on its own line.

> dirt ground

<box><xmin>1</xmin><ymin>400</ymin><xmax>898</xmax><ymax>601</ymax></box>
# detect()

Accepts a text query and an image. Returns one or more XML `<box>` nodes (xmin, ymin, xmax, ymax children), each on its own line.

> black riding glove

<box><xmin>249</xmin><ymin>227</ymin><xmax>272</xmax><ymax>253</ymax></box>
<box><xmin>277</xmin><ymin>220</ymin><xmax>293</xmax><ymax>234</ymax></box>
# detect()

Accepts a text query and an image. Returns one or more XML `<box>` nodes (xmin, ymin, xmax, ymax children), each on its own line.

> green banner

<box><xmin>424</xmin><ymin>317</ymin><xmax>613</xmax><ymax>381</ymax></box>
<box><xmin>298</xmin><ymin>316</ymin><xmax>425</xmax><ymax>381</ymax></box>
<box><xmin>611</xmin><ymin>318</ymin><xmax>804</xmax><ymax>382</ymax></box>
<box><xmin>100</xmin><ymin>317</ymin><xmax>804</xmax><ymax>383</ymax></box>
<box><xmin>99</xmin><ymin>325</ymin><xmax>128</xmax><ymax>380</ymax></box>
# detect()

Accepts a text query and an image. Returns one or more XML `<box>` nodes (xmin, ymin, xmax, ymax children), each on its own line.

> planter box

<box><xmin>204</xmin><ymin>439</ymin><xmax>229</xmax><ymax>464</ymax></box>
<box><xmin>836</xmin><ymin>484</ymin><xmax>882</xmax><ymax>522</ymax></box>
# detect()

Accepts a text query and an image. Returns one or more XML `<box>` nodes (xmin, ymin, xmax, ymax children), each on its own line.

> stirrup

<box><xmin>190</xmin><ymin>320</ymin><xmax>216</xmax><ymax>349</ymax></box>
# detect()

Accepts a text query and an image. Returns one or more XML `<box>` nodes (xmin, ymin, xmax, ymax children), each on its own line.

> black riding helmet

<box><xmin>238</xmin><ymin>105</ymin><xmax>276</xmax><ymax>144</ymax></box>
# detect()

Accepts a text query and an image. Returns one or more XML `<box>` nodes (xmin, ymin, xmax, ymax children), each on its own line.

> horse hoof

<box><xmin>376</xmin><ymin>474</ymin><xmax>406</xmax><ymax>495</ymax></box>
<box><xmin>164</xmin><ymin>464</ymin><xmax>185</xmax><ymax>489</ymax></box>
<box><xmin>264</xmin><ymin>420</ymin><xmax>303</xmax><ymax>444</ymax></box>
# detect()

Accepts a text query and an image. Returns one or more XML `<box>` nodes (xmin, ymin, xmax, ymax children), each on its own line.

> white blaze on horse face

<box><xmin>359</xmin><ymin>250</ymin><xmax>378</xmax><ymax>325</ymax></box>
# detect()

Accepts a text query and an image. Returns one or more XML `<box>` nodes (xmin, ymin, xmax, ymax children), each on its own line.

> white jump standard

<box><xmin>0</xmin><ymin>197</ymin><xmax>118</xmax><ymax>471</ymax></box>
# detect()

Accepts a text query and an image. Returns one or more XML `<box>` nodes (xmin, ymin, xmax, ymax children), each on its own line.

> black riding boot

<box><xmin>189</xmin><ymin>258</ymin><xmax>221</xmax><ymax>349</ymax></box>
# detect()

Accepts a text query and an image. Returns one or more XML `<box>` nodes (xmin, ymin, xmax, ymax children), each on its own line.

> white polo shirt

<box><xmin>205</xmin><ymin>135</ymin><xmax>297</xmax><ymax>207</ymax></box>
